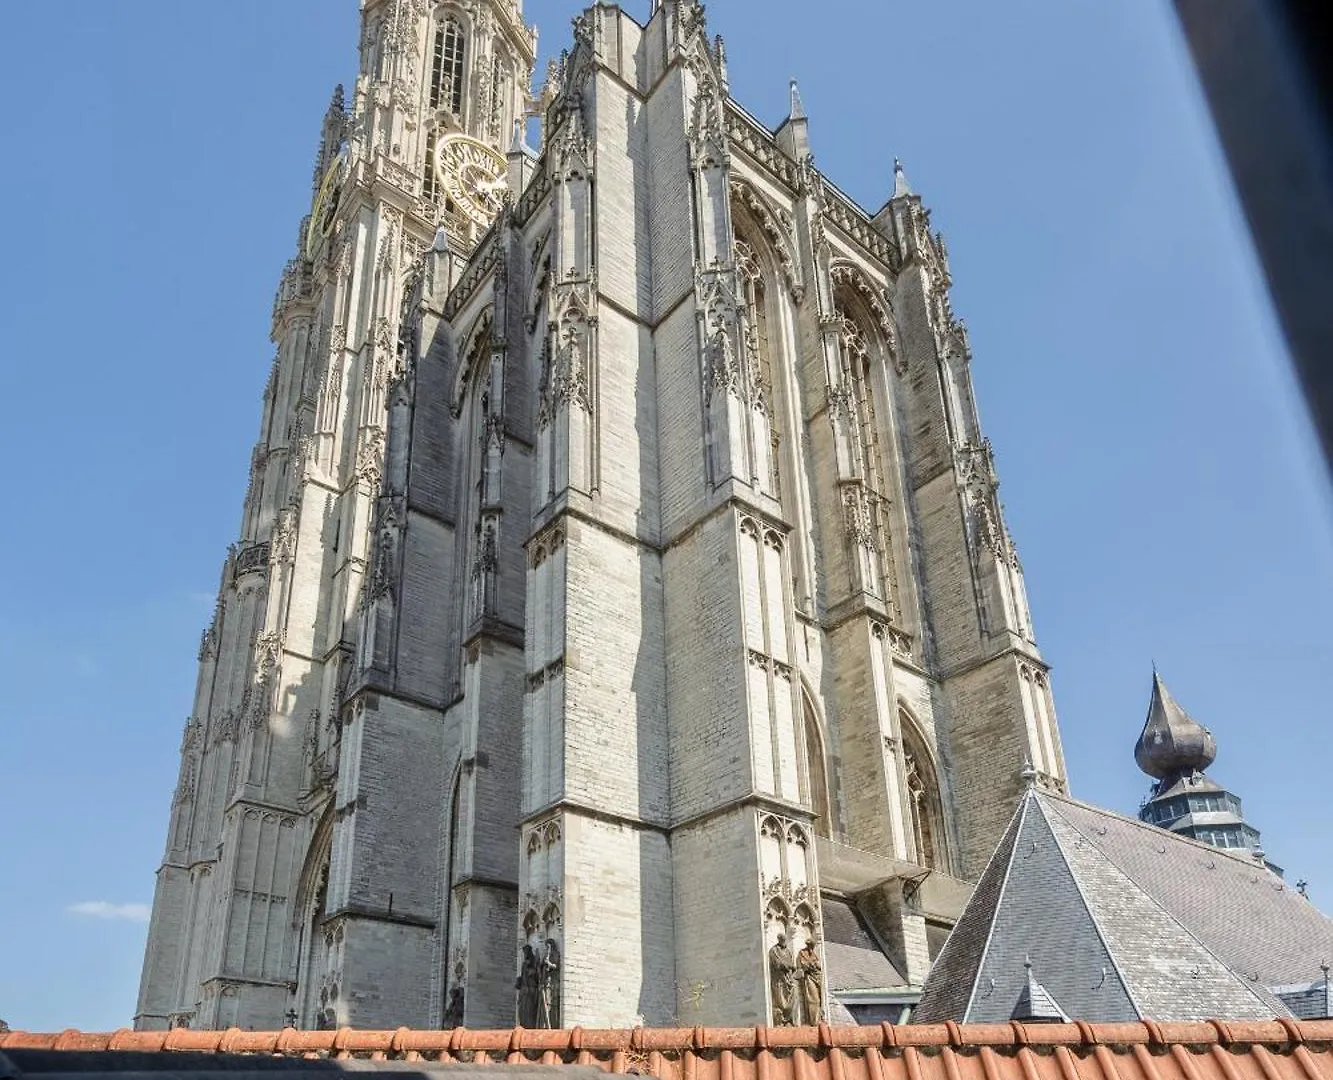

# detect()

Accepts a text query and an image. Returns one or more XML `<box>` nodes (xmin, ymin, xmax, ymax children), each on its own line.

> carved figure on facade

<box><xmin>537</xmin><ymin>937</ymin><xmax>561</xmax><ymax>1028</ymax></box>
<box><xmin>271</xmin><ymin>506</ymin><xmax>299</xmax><ymax>565</ymax></box>
<box><xmin>515</xmin><ymin>943</ymin><xmax>540</xmax><ymax>1026</ymax></box>
<box><xmin>198</xmin><ymin>607</ymin><xmax>220</xmax><ymax>663</ymax></box>
<box><xmin>551</xmin><ymin>310</ymin><xmax>592</xmax><ymax>412</ymax></box>
<box><xmin>442</xmin><ymin>984</ymin><xmax>465</xmax><ymax>1028</ymax></box>
<box><xmin>768</xmin><ymin>932</ymin><xmax>797</xmax><ymax>1025</ymax></box>
<box><xmin>797</xmin><ymin>939</ymin><xmax>824</xmax><ymax>1024</ymax></box>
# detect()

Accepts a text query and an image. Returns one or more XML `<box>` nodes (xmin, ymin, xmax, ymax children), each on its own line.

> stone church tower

<box><xmin>137</xmin><ymin>0</ymin><xmax>1067</xmax><ymax>1034</ymax></box>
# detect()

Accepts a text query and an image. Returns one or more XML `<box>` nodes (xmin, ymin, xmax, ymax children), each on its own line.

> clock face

<box><xmin>435</xmin><ymin>133</ymin><xmax>508</xmax><ymax>228</ymax></box>
<box><xmin>305</xmin><ymin>148</ymin><xmax>348</xmax><ymax>260</ymax></box>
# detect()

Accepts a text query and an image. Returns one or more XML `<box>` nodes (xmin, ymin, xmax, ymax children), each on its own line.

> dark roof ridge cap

<box><xmin>1035</xmin><ymin>790</ymin><xmax>1266</xmax><ymax>871</ymax></box>
<box><xmin>1029</xmin><ymin>793</ymin><xmax>1147</xmax><ymax>1019</ymax></box>
<box><xmin>960</xmin><ymin>794</ymin><xmax>1033</xmax><ymax>1019</ymax></box>
<box><xmin>1038</xmin><ymin>797</ymin><xmax>1288</xmax><ymax>1019</ymax></box>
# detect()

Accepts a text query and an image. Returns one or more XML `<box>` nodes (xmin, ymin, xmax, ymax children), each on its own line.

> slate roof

<box><xmin>914</xmin><ymin>790</ymin><xmax>1333</xmax><ymax>1023</ymax></box>
<box><xmin>822</xmin><ymin>897</ymin><xmax>907</xmax><ymax>991</ymax></box>
<box><xmin>5</xmin><ymin>1021</ymin><xmax>1333</xmax><ymax>1080</ymax></box>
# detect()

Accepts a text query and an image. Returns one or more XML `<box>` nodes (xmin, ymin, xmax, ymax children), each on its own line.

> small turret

<box><xmin>1010</xmin><ymin>959</ymin><xmax>1068</xmax><ymax>1024</ymax></box>
<box><xmin>1135</xmin><ymin>669</ymin><xmax>1268</xmax><ymax>863</ymax></box>
<box><xmin>776</xmin><ymin>78</ymin><xmax>810</xmax><ymax>160</ymax></box>
<box><xmin>893</xmin><ymin>158</ymin><xmax>913</xmax><ymax>199</ymax></box>
<box><xmin>1135</xmin><ymin>669</ymin><xmax>1217</xmax><ymax>779</ymax></box>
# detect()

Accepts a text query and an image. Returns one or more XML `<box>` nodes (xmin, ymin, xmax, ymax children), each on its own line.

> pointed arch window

<box><xmin>431</xmin><ymin>17</ymin><xmax>466</xmax><ymax>114</ymax></box>
<box><xmin>801</xmin><ymin>693</ymin><xmax>833</xmax><ymax>839</ymax></box>
<box><xmin>898</xmin><ymin>715</ymin><xmax>949</xmax><ymax>872</ymax></box>
<box><xmin>836</xmin><ymin>304</ymin><xmax>897</xmax><ymax>603</ymax></box>
<box><xmin>838</xmin><ymin>313</ymin><xmax>889</xmax><ymax>501</ymax></box>
<box><xmin>734</xmin><ymin>234</ymin><xmax>782</xmax><ymax>498</ymax></box>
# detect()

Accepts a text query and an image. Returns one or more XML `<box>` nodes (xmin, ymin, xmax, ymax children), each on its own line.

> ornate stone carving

<box><xmin>271</xmin><ymin>507</ymin><xmax>299</xmax><ymax>565</ymax></box>
<box><xmin>730</xmin><ymin>179</ymin><xmax>803</xmax><ymax>300</ymax></box>
<box><xmin>442</xmin><ymin>983</ymin><xmax>465</xmax><ymax>1028</ymax></box>
<box><xmin>181</xmin><ymin>718</ymin><xmax>204</xmax><ymax>753</ymax></box>
<box><xmin>173</xmin><ymin>758</ymin><xmax>197</xmax><ymax>807</ymax></box>
<box><xmin>830</xmin><ymin>262</ymin><xmax>902</xmax><ymax>371</ymax></box>
<box><xmin>198</xmin><ymin>611</ymin><xmax>220</xmax><ymax>663</ymax></box>
<box><xmin>443</xmin><ymin>238</ymin><xmax>501</xmax><ymax>321</ymax></box>
<box><xmin>355</xmin><ymin>428</ymin><xmax>386</xmax><ymax>488</ymax></box>
<box><xmin>696</xmin><ymin>265</ymin><xmax>745</xmax><ymax>402</ymax></box>
<box><xmin>957</xmin><ymin>440</ymin><xmax>1020</xmax><ymax>568</ymax></box>
<box><xmin>516</xmin><ymin>944</ymin><xmax>540</xmax><ymax>1027</ymax></box>
<box><xmin>211</xmin><ymin>710</ymin><xmax>239</xmax><ymax>747</ymax></box>
<box><xmin>232</xmin><ymin>541</ymin><xmax>271</xmax><ymax>580</ymax></box>
<box><xmin>842</xmin><ymin>485</ymin><xmax>876</xmax><ymax>550</ymax></box>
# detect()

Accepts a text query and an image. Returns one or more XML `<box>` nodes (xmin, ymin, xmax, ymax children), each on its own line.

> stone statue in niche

<box><xmin>797</xmin><ymin>939</ymin><xmax>823</xmax><ymax>1024</ymax></box>
<box><xmin>443</xmin><ymin>984</ymin><xmax>465</xmax><ymax>1028</ymax></box>
<box><xmin>515</xmin><ymin>944</ymin><xmax>540</xmax><ymax>1027</ymax></box>
<box><xmin>768</xmin><ymin>932</ymin><xmax>797</xmax><ymax>1025</ymax></box>
<box><xmin>538</xmin><ymin>938</ymin><xmax>561</xmax><ymax>1028</ymax></box>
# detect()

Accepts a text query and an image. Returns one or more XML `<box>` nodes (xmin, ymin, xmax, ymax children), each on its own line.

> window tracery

<box><xmin>898</xmin><ymin>715</ymin><xmax>948</xmax><ymax>871</ymax></box>
<box><xmin>732</xmin><ymin>229</ymin><xmax>782</xmax><ymax>498</ymax></box>
<box><xmin>431</xmin><ymin>17</ymin><xmax>466</xmax><ymax>115</ymax></box>
<box><xmin>835</xmin><ymin>297</ymin><xmax>898</xmax><ymax>607</ymax></box>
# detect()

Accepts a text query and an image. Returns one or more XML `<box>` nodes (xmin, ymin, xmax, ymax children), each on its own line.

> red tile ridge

<box><xmin>5</xmin><ymin>1023</ymin><xmax>1333</xmax><ymax>1054</ymax></box>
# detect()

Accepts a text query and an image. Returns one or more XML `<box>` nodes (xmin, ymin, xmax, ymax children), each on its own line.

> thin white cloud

<box><xmin>68</xmin><ymin>901</ymin><xmax>152</xmax><ymax>922</ymax></box>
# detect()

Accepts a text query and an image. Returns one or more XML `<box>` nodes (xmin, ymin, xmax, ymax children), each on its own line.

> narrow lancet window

<box><xmin>431</xmin><ymin>18</ymin><xmax>466</xmax><ymax>115</ymax></box>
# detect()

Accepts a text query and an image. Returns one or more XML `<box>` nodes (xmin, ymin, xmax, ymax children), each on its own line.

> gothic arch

<box><xmin>438</xmin><ymin>755</ymin><xmax>468</xmax><ymax>1022</ymax></box>
<box><xmin>895</xmin><ymin>706</ymin><xmax>950</xmax><ymax>873</ymax></box>
<box><xmin>799</xmin><ymin>684</ymin><xmax>838</xmax><ymax>839</ymax></box>
<box><xmin>291</xmin><ymin>804</ymin><xmax>335</xmax><ymax>1028</ymax></box>
<box><xmin>450</xmin><ymin>307</ymin><xmax>494</xmax><ymax>414</ymax></box>
<box><xmin>729</xmin><ymin>177</ymin><xmax>803</xmax><ymax>300</ymax></box>
<box><xmin>830</xmin><ymin>261</ymin><xmax>901</xmax><ymax>372</ymax></box>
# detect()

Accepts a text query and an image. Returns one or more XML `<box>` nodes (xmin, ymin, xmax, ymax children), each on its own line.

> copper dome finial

<box><xmin>1134</xmin><ymin>670</ymin><xmax>1217</xmax><ymax>780</ymax></box>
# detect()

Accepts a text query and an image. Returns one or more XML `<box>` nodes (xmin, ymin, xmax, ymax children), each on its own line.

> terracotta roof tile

<box><xmin>5</xmin><ymin>1024</ymin><xmax>1333</xmax><ymax>1080</ymax></box>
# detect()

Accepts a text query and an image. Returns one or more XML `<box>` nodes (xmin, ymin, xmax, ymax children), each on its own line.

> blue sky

<box><xmin>1</xmin><ymin>1</ymin><xmax>1329</xmax><ymax>1032</ymax></box>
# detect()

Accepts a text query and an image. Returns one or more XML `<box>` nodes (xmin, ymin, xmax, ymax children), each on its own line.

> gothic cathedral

<box><xmin>136</xmin><ymin>0</ymin><xmax>1067</xmax><ymax>1033</ymax></box>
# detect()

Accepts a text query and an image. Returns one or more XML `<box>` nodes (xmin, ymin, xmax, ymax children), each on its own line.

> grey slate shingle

<box><xmin>914</xmin><ymin>790</ymin><xmax>1333</xmax><ymax>1023</ymax></box>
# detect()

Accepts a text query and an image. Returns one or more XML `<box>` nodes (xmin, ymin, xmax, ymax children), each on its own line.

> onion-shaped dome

<box><xmin>1134</xmin><ymin>670</ymin><xmax>1217</xmax><ymax>780</ymax></box>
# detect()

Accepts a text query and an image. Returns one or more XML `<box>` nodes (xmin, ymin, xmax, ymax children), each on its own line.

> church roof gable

<box><xmin>1046</xmin><ymin>793</ymin><xmax>1333</xmax><ymax>991</ymax></box>
<box><xmin>958</xmin><ymin>792</ymin><xmax>1138</xmax><ymax>1023</ymax></box>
